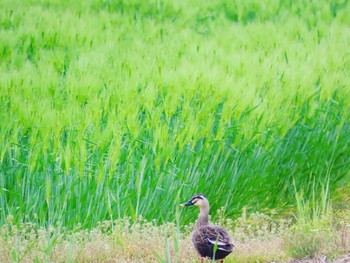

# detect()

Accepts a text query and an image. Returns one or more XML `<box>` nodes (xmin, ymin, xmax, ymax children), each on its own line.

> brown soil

<box><xmin>286</xmin><ymin>255</ymin><xmax>350</xmax><ymax>263</ymax></box>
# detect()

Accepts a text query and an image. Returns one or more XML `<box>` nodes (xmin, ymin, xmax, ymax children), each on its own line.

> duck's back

<box><xmin>192</xmin><ymin>225</ymin><xmax>234</xmax><ymax>260</ymax></box>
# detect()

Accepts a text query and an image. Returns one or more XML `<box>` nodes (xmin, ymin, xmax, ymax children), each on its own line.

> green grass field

<box><xmin>1</xmin><ymin>0</ymin><xmax>350</xmax><ymax>261</ymax></box>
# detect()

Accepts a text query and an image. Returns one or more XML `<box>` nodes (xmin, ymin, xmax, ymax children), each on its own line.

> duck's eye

<box><xmin>192</xmin><ymin>198</ymin><xmax>198</xmax><ymax>203</ymax></box>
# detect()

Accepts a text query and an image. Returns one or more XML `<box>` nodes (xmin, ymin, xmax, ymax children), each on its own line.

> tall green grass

<box><xmin>0</xmin><ymin>0</ymin><xmax>350</xmax><ymax>228</ymax></box>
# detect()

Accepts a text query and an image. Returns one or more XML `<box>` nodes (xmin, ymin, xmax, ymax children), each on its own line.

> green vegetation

<box><xmin>1</xmin><ymin>0</ymin><xmax>350</xmax><ymax>259</ymax></box>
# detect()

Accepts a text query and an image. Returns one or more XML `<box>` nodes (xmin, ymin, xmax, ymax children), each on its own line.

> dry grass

<box><xmin>232</xmin><ymin>239</ymin><xmax>288</xmax><ymax>262</ymax></box>
<box><xmin>1</xmin><ymin>211</ymin><xmax>349</xmax><ymax>263</ymax></box>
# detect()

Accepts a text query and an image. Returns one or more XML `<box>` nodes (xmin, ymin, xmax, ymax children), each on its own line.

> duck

<box><xmin>180</xmin><ymin>194</ymin><xmax>234</xmax><ymax>263</ymax></box>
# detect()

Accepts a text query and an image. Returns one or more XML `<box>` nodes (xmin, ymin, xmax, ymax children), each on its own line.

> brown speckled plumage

<box><xmin>180</xmin><ymin>194</ymin><xmax>234</xmax><ymax>262</ymax></box>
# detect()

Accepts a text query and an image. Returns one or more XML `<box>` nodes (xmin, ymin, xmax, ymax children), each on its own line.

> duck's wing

<box><xmin>199</xmin><ymin>225</ymin><xmax>234</xmax><ymax>252</ymax></box>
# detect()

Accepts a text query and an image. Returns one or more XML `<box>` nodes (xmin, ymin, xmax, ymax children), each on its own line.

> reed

<box><xmin>0</xmin><ymin>0</ymin><xmax>349</xmax><ymax>230</ymax></box>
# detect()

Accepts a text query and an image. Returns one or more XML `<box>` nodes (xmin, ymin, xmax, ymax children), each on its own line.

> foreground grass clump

<box><xmin>1</xmin><ymin>210</ymin><xmax>350</xmax><ymax>263</ymax></box>
<box><xmin>0</xmin><ymin>216</ymin><xmax>191</xmax><ymax>263</ymax></box>
<box><xmin>284</xmin><ymin>210</ymin><xmax>350</xmax><ymax>260</ymax></box>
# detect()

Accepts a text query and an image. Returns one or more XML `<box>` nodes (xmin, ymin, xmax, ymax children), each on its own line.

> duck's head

<box><xmin>180</xmin><ymin>194</ymin><xmax>209</xmax><ymax>209</ymax></box>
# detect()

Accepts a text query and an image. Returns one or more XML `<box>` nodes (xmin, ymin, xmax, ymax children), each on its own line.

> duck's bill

<box><xmin>179</xmin><ymin>200</ymin><xmax>194</xmax><ymax>207</ymax></box>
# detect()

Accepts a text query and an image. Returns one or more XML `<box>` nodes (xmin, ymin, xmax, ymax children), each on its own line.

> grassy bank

<box><xmin>1</xmin><ymin>210</ymin><xmax>350</xmax><ymax>262</ymax></box>
<box><xmin>1</xmin><ymin>0</ymin><xmax>350</xmax><ymax>233</ymax></box>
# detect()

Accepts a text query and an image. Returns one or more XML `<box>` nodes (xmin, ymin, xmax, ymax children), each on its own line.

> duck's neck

<box><xmin>195</xmin><ymin>206</ymin><xmax>209</xmax><ymax>228</ymax></box>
